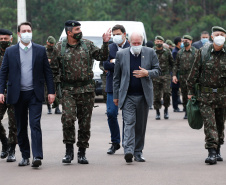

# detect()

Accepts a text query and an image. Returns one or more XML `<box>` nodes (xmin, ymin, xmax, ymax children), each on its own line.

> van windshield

<box><xmin>83</xmin><ymin>36</ymin><xmax>103</xmax><ymax>48</ymax></box>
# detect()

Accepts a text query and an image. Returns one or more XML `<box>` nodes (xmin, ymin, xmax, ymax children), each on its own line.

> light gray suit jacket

<box><xmin>113</xmin><ymin>46</ymin><xmax>161</xmax><ymax>108</ymax></box>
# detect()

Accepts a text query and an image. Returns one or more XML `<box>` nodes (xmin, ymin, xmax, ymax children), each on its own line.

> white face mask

<box><xmin>213</xmin><ymin>36</ymin><xmax>225</xmax><ymax>46</ymax></box>
<box><xmin>131</xmin><ymin>45</ymin><xmax>142</xmax><ymax>54</ymax></box>
<box><xmin>113</xmin><ymin>35</ymin><xmax>123</xmax><ymax>45</ymax></box>
<box><xmin>20</xmin><ymin>32</ymin><xmax>32</xmax><ymax>43</ymax></box>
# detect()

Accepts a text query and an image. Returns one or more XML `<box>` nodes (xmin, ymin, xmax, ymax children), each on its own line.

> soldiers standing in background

<box><xmin>187</xmin><ymin>26</ymin><xmax>226</xmax><ymax>165</ymax></box>
<box><xmin>51</xmin><ymin>20</ymin><xmax>110</xmax><ymax>164</ymax></box>
<box><xmin>0</xmin><ymin>29</ymin><xmax>17</xmax><ymax>162</ymax></box>
<box><xmin>172</xmin><ymin>35</ymin><xmax>198</xmax><ymax>119</ymax></box>
<box><xmin>165</xmin><ymin>39</ymin><xmax>175</xmax><ymax>51</ymax></box>
<box><xmin>153</xmin><ymin>36</ymin><xmax>174</xmax><ymax>120</ymax></box>
<box><xmin>45</xmin><ymin>36</ymin><xmax>62</xmax><ymax>114</ymax></box>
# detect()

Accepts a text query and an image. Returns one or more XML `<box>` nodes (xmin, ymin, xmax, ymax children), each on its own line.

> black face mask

<box><xmin>184</xmin><ymin>42</ymin><xmax>190</xmax><ymax>47</ymax></box>
<box><xmin>156</xmin><ymin>43</ymin><xmax>163</xmax><ymax>48</ymax></box>
<box><xmin>47</xmin><ymin>45</ymin><xmax>53</xmax><ymax>50</ymax></box>
<box><xmin>72</xmin><ymin>32</ymin><xmax>83</xmax><ymax>40</ymax></box>
<box><xmin>0</xmin><ymin>41</ymin><xmax>11</xmax><ymax>50</ymax></box>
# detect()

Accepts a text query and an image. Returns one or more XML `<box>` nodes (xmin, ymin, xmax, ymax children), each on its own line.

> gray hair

<box><xmin>129</xmin><ymin>32</ymin><xmax>144</xmax><ymax>43</ymax></box>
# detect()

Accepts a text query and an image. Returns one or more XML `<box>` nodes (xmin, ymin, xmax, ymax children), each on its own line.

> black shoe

<box><xmin>6</xmin><ymin>144</ymin><xmax>16</xmax><ymax>162</ymax></box>
<box><xmin>134</xmin><ymin>154</ymin><xmax>145</xmax><ymax>162</ymax></box>
<box><xmin>149</xmin><ymin>107</ymin><xmax>153</xmax><ymax>110</ymax></box>
<box><xmin>31</xmin><ymin>158</ymin><xmax>42</xmax><ymax>167</ymax></box>
<box><xmin>155</xmin><ymin>109</ymin><xmax>160</xmax><ymax>120</ymax></box>
<box><xmin>78</xmin><ymin>148</ymin><xmax>89</xmax><ymax>164</ymax></box>
<box><xmin>18</xmin><ymin>158</ymin><xmax>30</xmax><ymax>166</ymax></box>
<box><xmin>107</xmin><ymin>143</ymin><xmax>120</xmax><ymax>154</ymax></box>
<box><xmin>174</xmin><ymin>108</ymin><xmax>182</xmax><ymax>112</ymax></box>
<box><xmin>164</xmin><ymin>108</ymin><xmax>169</xmax><ymax>119</ymax></box>
<box><xmin>205</xmin><ymin>148</ymin><xmax>217</xmax><ymax>165</ymax></box>
<box><xmin>124</xmin><ymin>153</ymin><xmax>133</xmax><ymax>163</ymax></box>
<box><xmin>216</xmin><ymin>146</ymin><xmax>223</xmax><ymax>161</ymax></box>
<box><xmin>62</xmin><ymin>145</ymin><xmax>74</xmax><ymax>164</ymax></box>
<box><xmin>47</xmin><ymin>104</ymin><xmax>52</xmax><ymax>114</ymax></box>
<box><xmin>55</xmin><ymin>106</ymin><xmax>62</xmax><ymax>114</ymax></box>
<box><xmin>183</xmin><ymin>112</ymin><xmax>187</xmax><ymax>119</ymax></box>
<box><xmin>1</xmin><ymin>137</ymin><xmax>8</xmax><ymax>159</ymax></box>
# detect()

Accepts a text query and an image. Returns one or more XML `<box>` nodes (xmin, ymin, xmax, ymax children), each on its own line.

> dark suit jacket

<box><xmin>103</xmin><ymin>41</ymin><xmax>130</xmax><ymax>93</ymax></box>
<box><xmin>192</xmin><ymin>40</ymin><xmax>203</xmax><ymax>49</ymax></box>
<box><xmin>0</xmin><ymin>42</ymin><xmax>55</xmax><ymax>104</ymax></box>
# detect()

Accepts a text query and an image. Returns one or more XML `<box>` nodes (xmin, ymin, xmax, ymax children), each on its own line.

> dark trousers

<box><xmin>14</xmin><ymin>90</ymin><xmax>43</xmax><ymax>159</ymax></box>
<box><xmin>107</xmin><ymin>93</ymin><xmax>120</xmax><ymax>144</ymax></box>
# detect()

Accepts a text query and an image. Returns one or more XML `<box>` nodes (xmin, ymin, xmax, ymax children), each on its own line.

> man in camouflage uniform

<box><xmin>187</xmin><ymin>26</ymin><xmax>226</xmax><ymax>165</ymax></box>
<box><xmin>172</xmin><ymin>35</ymin><xmax>198</xmax><ymax>119</ymax></box>
<box><xmin>51</xmin><ymin>20</ymin><xmax>110</xmax><ymax>164</ymax></box>
<box><xmin>0</xmin><ymin>29</ymin><xmax>17</xmax><ymax>162</ymax></box>
<box><xmin>165</xmin><ymin>39</ymin><xmax>175</xmax><ymax>51</ymax></box>
<box><xmin>45</xmin><ymin>36</ymin><xmax>62</xmax><ymax>114</ymax></box>
<box><xmin>153</xmin><ymin>36</ymin><xmax>174</xmax><ymax>120</ymax></box>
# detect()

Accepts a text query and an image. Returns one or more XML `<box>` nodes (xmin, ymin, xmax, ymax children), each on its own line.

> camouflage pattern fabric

<box><xmin>99</xmin><ymin>60</ymin><xmax>107</xmax><ymax>103</ymax></box>
<box><xmin>0</xmin><ymin>49</ymin><xmax>17</xmax><ymax>144</ymax></box>
<box><xmin>153</xmin><ymin>47</ymin><xmax>173</xmax><ymax>109</ymax></box>
<box><xmin>173</xmin><ymin>46</ymin><xmax>198</xmax><ymax>108</ymax></box>
<box><xmin>51</xmin><ymin>39</ymin><xmax>109</xmax><ymax>146</ymax></box>
<box><xmin>187</xmin><ymin>43</ymin><xmax>226</xmax><ymax>149</ymax></box>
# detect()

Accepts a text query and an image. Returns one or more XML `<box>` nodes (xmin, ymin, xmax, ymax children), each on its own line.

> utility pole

<box><xmin>17</xmin><ymin>0</ymin><xmax>27</xmax><ymax>41</ymax></box>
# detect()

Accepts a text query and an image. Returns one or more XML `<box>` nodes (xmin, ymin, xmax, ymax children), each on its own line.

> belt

<box><xmin>63</xmin><ymin>80</ymin><xmax>94</xmax><ymax>88</ymax></box>
<box><xmin>201</xmin><ymin>86</ymin><xmax>226</xmax><ymax>93</ymax></box>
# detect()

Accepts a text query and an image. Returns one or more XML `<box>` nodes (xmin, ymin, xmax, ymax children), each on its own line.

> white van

<box><xmin>59</xmin><ymin>21</ymin><xmax>147</xmax><ymax>96</ymax></box>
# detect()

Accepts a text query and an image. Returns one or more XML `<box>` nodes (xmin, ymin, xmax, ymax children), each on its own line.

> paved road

<box><xmin>0</xmin><ymin>99</ymin><xmax>225</xmax><ymax>185</ymax></box>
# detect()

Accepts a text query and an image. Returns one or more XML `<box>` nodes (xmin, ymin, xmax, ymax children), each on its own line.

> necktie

<box><xmin>24</xmin><ymin>46</ymin><xmax>28</xmax><ymax>51</ymax></box>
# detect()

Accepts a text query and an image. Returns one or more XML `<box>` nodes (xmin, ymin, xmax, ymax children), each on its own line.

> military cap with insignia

<box><xmin>155</xmin><ymin>35</ymin><xmax>164</xmax><ymax>42</ymax></box>
<box><xmin>212</xmin><ymin>26</ymin><xmax>226</xmax><ymax>34</ymax></box>
<box><xmin>47</xmin><ymin>36</ymin><xmax>56</xmax><ymax>44</ymax></box>
<box><xmin>183</xmin><ymin>35</ymin><xmax>193</xmax><ymax>40</ymax></box>
<box><xmin>0</xmin><ymin>29</ymin><xmax>13</xmax><ymax>36</ymax></box>
<box><xmin>65</xmin><ymin>20</ymin><xmax>81</xmax><ymax>27</ymax></box>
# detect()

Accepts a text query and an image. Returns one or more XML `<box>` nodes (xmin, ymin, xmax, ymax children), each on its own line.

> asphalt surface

<box><xmin>0</xmin><ymin>97</ymin><xmax>226</xmax><ymax>185</ymax></box>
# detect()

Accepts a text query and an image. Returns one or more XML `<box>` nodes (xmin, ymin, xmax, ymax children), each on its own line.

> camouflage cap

<box><xmin>183</xmin><ymin>35</ymin><xmax>193</xmax><ymax>40</ymax></box>
<box><xmin>65</xmin><ymin>20</ymin><xmax>81</xmax><ymax>27</ymax></box>
<box><xmin>0</xmin><ymin>29</ymin><xmax>13</xmax><ymax>35</ymax></box>
<box><xmin>155</xmin><ymin>35</ymin><xmax>164</xmax><ymax>41</ymax></box>
<box><xmin>47</xmin><ymin>36</ymin><xmax>56</xmax><ymax>44</ymax></box>
<box><xmin>212</xmin><ymin>26</ymin><xmax>226</xmax><ymax>34</ymax></box>
<box><xmin>165</xmin><ymin>39</ymin><xmax>174</xmax><ymax>46</ymax></box>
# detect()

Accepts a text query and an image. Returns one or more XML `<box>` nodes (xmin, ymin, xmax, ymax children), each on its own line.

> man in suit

<box><xmin>0</xmin><ymin>22</ymin><xmax>55</xmax><ymax>168</ymax></box>
<box><xmin>103</xmin><ymin>24</ymin><xmax>130</xmax><ymax>155</ymax></box>
<box><xmin>113</xmin><ymin>32</ymin><xmax>161</xmax><ymax>163</ymax></box>
<box><xmin>192</xmin><ymin>31</ymin><xmax>210</xmax><ymax>49</ymax></box>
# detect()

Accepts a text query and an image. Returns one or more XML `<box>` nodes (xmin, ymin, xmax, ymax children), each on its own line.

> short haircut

<box><xmin>18</xmin><ymin>22</ymin><xmax>32</xmax><ymax>32</ymax></box>
<box><xmin>112</xmin><ymin>24</ymin><xmax>126</xmax><ymax>33</ymax></box>
<box><xmin>201</xmin><ymin>31</ymin><xmax>209</xmax><ymax>35</ymax></box>
<box><xmin>129</xmin><ymin>32</ymin><xmax>144</xmax><ymax>43</ymax></box>
<box><xmin>65</xmin><ymin>27</ymin><xmax>73</xmax><ymax>35</ymax></box>
<box><xmin>174</xmin><ymin>37</ymin><xmax>181</xmax><ymax>45</ymax></box>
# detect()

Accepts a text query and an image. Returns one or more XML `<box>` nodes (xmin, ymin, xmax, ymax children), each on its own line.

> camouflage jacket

<box><xmin>51</xmin><ymin>38</ymin><xmax>109</xmax><ymax>94</ymax></box>
<box><xmin>0</xmin><ymin>49</ymin><xmax>5</xmax><ymax>66</ymax></box>
<box><xmin>154</xmin><ymin>47</ymin><xmax>174</xmax><ymax>76</ymax></box>
<box><xmin>187</xmin><ymin>44</ymin><xmax>226</xmax><ymax>107</ymax></box>
<box><xmin>172</xmin><ymin>46</ymin><xmax>198</xmax><ymax>79</ymax></box>
<box><xmin>45</xmin><ymin>45</ymin><xmax>55</xmax><ymax>60</ymax></box>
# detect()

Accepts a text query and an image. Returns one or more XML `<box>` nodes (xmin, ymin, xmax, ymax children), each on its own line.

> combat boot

<box><xmin>205</xmin><ymin>148</ymin><xmax>217</xmax><ymax>165</ymax></box>
<box><xmin>155</xmin><ymin>109</ymin><xmax>160</xmax><ymax>120</ymax></box>
<box><xmin>55</xmin><ymin>106</ymin><xmax>62</xmax><ymax>114</ymax></box>
<box><xmin>78</xmin><ymin>147</ymin><xmax>89</xmax><ymax>164</ymax></box>
<box><xmin>62</xmin><ymin>144</ymin><xmax>74</xmax><ymax>163</ymax></box>
<box><xmin>47</xmin><ymin>103</ymin><xmax>52</xmax><ymax>114</ymax></box>
<box><xmin>7</xmin><ymin>144</ymin><xmax>16</xmax><ymax>162</ymax></box>
<box><xmin>216</xmin><ymin>146</ymin><xmax>223</xmax><ymax>161</ymax></box>
<box><xmin>164</xmin><ymin>107</ymin><xmax>169</xmax><ymax>119</ymax></box>
<box><xmin>1</xmin><ymin>136</ymin><xmax>8</xmax><ymax>159</ymax></box>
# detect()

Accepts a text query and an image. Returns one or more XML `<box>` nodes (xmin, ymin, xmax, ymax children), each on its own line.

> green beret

<box><xmin>0</xmin><ymin>29</ymin><xmax>13</xmax><ymax>36</ymax></box>
<box><xmin>165</xmin><ymin>39</ymin><xmax>174</xmax><ymax>46</ymax></box>
<box><xmin>47</xmin><ymin>36</ymin><xmax>56</xmax><ymax>44</ymax></box>
<box><xmin>155</xmin><ymin>36</ymin><xmax>164</xmax><ymax>42</ymax></box>
<box><xmin>212</xmin><ymin>26</ymin><xmax>226</xmax><ymax>34</ymax></box>
<box><xmin>65</xmin><ymin>20</ymin><xmax>81</xmax><ymax>27</ymax></box>
<box><xmin>183</xmin><ymin>35</ymin><xmax>193</xmax><ymax>40</ymax></box>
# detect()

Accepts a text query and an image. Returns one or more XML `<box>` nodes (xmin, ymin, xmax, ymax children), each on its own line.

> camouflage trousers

<box><xmin>153</xmin><ymin>75</ymin><xmax>171</xmax><ymax>109</ymax></box>
<box><xmin>179</xmin><ymin>75</ymin><xmax>188</xmax><ymax>109</ymax></box>
<box><xmin>199</xmin><ymin>103</ymin><xmax>226</xmax><ymax>149</ymax></box>
<box><xmin>61</xmin><ymin>90</ymin><xmax>95</xmax><ymax>148</ymax></box>
<box><xmin>0</xmin><ymin>102</ymin><xmax>17</xmax><ymax>144</ymax></box>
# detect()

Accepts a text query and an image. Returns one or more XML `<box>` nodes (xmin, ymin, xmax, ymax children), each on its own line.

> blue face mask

<box><xmin>180</xmin><ymin>42</ymin><xmax>184</xmax><ymax>48</ymax></box>
<box><xmin>201</xmin><ymin>38</ymin><xmax>209</xmax><ymax>45</ymax></box>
